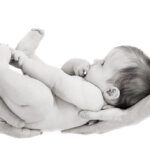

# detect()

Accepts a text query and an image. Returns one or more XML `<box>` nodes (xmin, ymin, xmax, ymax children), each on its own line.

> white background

<box><xmin>0</xmin><ymin>0</ymin><xmax>150</xmax><ymax>149</ymax></box>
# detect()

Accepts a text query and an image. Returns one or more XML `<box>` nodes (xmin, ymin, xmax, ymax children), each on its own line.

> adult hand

<box><xmin>0</xmin><ymin>121</ymin><xmax>42</xmax><ymax>138</ymax></box>
<box><xmin>0</xmin><ymin>98</ymin><xmax>42</xmax><ymax>138</ymax></box>
<box><xmin>62</xmin><ymin>106</ymin><xmax>130</xmax><ymax>134</ymax></box>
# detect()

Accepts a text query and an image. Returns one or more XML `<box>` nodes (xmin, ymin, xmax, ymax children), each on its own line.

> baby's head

<box><xmin>85</xmin><ymin>46</ymin><xmax>150</xmax><ymax>109</ymax></box>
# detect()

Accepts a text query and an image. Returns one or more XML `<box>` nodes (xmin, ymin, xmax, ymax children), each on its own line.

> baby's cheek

<box><xmin>84</xmin><ymin>67</ymin><xmax>95</xmax><ymax>81</ymax></box>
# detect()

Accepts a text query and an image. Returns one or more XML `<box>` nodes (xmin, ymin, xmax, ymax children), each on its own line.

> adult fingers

<box><xmin>62</xmin><ymin>121</ymin><xmax>123</xmax><ymax>134</ymax></box>
<box><xmin>62</xmin><ymin>124</ymin><xmax>96</xmax><ymax>134</ymax></box>
<box><xmin>79</xmin><ymin>108</ymin><xmax>125</xmax><ymax>121</ymax></box>
<box><xmin>0</xmin><ymin>121</ymin><xmax>42</xmax><ymax>138</ymax></box>
<box><xmin>0</xmin><ymin>99</ymin><xmax>25</xmax><ymax>128</ymax></box>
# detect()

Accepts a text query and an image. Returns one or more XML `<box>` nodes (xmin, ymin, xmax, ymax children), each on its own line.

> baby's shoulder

<box><xmin>73</xmin><ymin>76</ymin><xmax>104</xmax><ymax>110</ymax></box>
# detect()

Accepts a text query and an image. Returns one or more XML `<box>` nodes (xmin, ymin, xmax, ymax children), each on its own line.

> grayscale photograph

<box><xmin>0</xmin><ymin>0</ymin><xmax>149</xmax><ymax>150</ymax></box>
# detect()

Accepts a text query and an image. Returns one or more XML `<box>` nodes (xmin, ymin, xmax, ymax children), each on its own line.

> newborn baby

<box><xmin>0</xmin><ymin>29</ymin><xmax>150</xmax><ymax>132</ymax></box>
<box><xmin>0</xmin><ymin>31</ymin><xmax>103</xmax><ymax>131</ymax></box>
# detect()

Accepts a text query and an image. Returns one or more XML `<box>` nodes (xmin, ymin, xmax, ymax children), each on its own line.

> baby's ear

<box><xmin>103</xmin><ymin>86</ymin><xmax>120</xmax><ymax>105</ymax></box>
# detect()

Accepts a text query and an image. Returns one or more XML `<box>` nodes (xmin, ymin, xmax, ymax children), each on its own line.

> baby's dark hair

<box><xmin>109</xmin><ymin>46</ymin><xmax>150</xmax><ymax>109</ymax></box>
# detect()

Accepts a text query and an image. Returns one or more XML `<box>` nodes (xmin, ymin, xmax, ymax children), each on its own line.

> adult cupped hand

<box><xmin>62</xmin><ymin>106</ymin><xmax>130</xmax><ymax>134</ymax></box>
<box><xmin>0</xmin><ymin>98</ymin><xmax>42</xmax><ymax>138</ymax></box>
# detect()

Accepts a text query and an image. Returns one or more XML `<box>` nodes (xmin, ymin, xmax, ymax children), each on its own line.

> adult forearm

<box><xmin>125</xmin><ymin>95</ymin><xmax>150</xmax><ymax>125</ymax></box>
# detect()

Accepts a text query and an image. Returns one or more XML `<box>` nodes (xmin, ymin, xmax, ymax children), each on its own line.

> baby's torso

<box><xmin>25</xmin><ymin>95</ymin><xmax>88</xmax><ymax>131</ymax></box>
<box><xmin>11</xmin><ymin>73</ymin><xmax>103</xmax><ymax>131</ymax></box>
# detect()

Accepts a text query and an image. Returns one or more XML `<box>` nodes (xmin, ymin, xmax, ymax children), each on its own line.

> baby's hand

<box><xmin>11</xmin><ymin>50</ymin><xmax>28</xmax><ymax>66</ymax></box>
<box><xmin>74</xmin><ymin>61</ymin><xmax>90</xmax><ymax>77</ymax></box>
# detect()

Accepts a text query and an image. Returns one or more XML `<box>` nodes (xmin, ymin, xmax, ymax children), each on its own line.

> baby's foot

<box><xmin>16</xmin><ymin>28</ymin><xmax>44</xmax><ymax>56</ymax></box>
<box><xmin>0</xmin><ymin>44</ymin><xmax>11</xmax><ymax>65</ymax></box>
<box><xmin>11</xmin><ymin>50</ymin><xmax>28</xmax><ymax>67</ymax></box>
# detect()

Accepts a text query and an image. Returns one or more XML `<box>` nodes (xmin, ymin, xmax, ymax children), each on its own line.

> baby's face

<box><xmin>85</xmin><ymin>47</ymin><xmax>132</xmax><ymax>91</ymax></box>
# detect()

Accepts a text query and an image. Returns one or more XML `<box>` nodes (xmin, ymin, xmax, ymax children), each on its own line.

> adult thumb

<box><xmin>79</xmin><ymin>109</ymin><xmax>123</xmax><ymax>121</ymax></box>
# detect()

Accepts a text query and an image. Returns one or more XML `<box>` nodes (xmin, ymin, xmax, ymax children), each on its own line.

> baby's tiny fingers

<box><xmin>18</xmin><ymin>56</ymin><xmax>24</xmax><ymax>66</ymax></box>
<box><xmin>13</xmin><ymin>53</ymin><xmax>19</xmax><ymax>61</ymax></box>
<box><xmin>79</xmin><ymin>69</ymin><xmax>85</xmax><ymax>77</ymax></box>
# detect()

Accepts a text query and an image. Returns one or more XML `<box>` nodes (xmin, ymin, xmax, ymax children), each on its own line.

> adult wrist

<box><xmin>120</xmin><ymin>109</ymin><xmax>133</xmax><ymax>125</ymax></box>
<box><xmin>123</xmin><ymin>108</ymin><xmax>139</xmax><ymax>126</ymax></box>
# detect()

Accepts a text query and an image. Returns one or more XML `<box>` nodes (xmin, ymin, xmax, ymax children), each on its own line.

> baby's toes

<box><xmin>31</xmin><ymin>28</ymin><xmax>44</xmax><ymax>37</ymax></box>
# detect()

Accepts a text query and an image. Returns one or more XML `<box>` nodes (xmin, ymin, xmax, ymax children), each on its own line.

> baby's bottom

<box><xmin>0</xmin><ymin>60</ymin><xmax>54</xmax><ymax>123</ymax></box>
<box><xmin>0</xmin><ymin>31</ymin><xmax>56</xmax><ymax>127</ymax></box>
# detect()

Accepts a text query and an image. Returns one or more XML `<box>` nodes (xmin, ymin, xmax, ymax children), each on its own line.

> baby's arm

<box><xmin>62</xmin><ymin>59</ymin><xmax>90</xmax><ymax>77</ymax></box>
<box><xmin>12</xmin><ymin>51</ymin><xmax>104</xmax><ymax>111</ymax></box>
<box><xmin>12</xmin><ymin>50</ymin><xmax>58</xmax><ymax>89</ymax></box>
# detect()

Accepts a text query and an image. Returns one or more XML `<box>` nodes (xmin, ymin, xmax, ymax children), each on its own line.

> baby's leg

<box><xmin>16</xmin><ymin>28</ymin><xmax>44</xmax><ymax>56</ymax></box>
<box><xmin>10</xmin><ymin>29</ymin><xmax>44</xmax><ymax>69</ymax></box>
<box><xmin>0</xmin><ymin>45</ymin><xmax>54</xmax><ymax>123</ymax></box>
